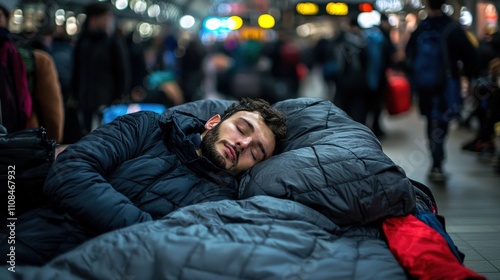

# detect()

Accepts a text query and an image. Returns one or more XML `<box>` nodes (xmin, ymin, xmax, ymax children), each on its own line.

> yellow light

<box><xmin>227</xmin><ymin>16</ymin><xmax>243</xmax><ymax>30</ymax></box>
<box><xmin>326</xmin><ymin>2</ymin><xmax>349</xmax><ymax>16</ymax></box>
<box><xmin>240</xmin><ymin>27</ymin><xmax>265</xmax><ymax>41</ymax></box>
<box><xmin>296</xmin><ymin>2</ymin><xmax>319</xmax><ymax>15</ymax></box>
<box><xmin>258</xmin><ymin>14</ymin><xmax>275</xmax><ymax>29</ymax></box>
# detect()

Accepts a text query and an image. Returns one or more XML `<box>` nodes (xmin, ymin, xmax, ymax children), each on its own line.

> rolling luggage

<box><xmin>385</xmin><ymin>70</ymin><xmax>412</xmax><ymax>115</ymax></box>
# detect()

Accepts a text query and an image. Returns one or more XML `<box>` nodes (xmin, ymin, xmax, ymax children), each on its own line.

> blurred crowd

<box><xmin>1</xmin><ymin>1</ymin><xmax>499</xmax><ymax>175</ymax></box>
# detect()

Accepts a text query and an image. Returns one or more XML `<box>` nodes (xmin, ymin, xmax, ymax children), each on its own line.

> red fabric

<box><xmin>296</xmin><ymin>63</ymin><xmax>308</xmax><ymax>81</ymax></box>
<box><xmin>383</xmin><ymin>215</ymin><xmax>486</xmax><ymax>280</ymax></box>
<box><xmin>385</xmin><ymin>72</ymin><xmax>411</xmax><ymax>115</ymax></box>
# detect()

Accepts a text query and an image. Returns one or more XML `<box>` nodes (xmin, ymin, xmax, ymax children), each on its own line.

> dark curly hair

<box><xmin>221</xmin><ymin>98</ymin><xmax>287</xmax><ymax>155</ymax></box>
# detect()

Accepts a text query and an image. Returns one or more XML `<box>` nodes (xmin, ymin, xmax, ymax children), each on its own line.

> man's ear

<box><xmin>205</xmin><ymin>114</ymin><xmax>221</xmax><ymax>130</ymax></box>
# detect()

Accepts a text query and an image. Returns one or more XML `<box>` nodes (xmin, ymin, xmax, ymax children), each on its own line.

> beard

<box><xmin>200</xmin><ymin>124</ymin><xmax>227</xmax><ymax>170</ymax></box>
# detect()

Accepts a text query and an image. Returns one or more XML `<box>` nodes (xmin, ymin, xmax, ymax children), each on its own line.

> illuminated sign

<box><xmin>258</xmin><ymin>14</ymin><xmax>275</xmax><ymax>29</ymax></box>
<box><xmin>359</xmin><ymin>3</ymin><xmax>373</xmax><ymax>13</ymax></box>
<box><xmin>240</xmin><ymin>27</ymin><xmax>266</xmax><ymax>41</ymax></box>
<box><xmin>375</xmin><ymin>0</ymin><xmax>403</xmax><ymax>12</ymax></box>
<box><xmin>296</xmin><ymin>2</ymin><xmax>372</xmax><ymax>16</ymax></box>
<box><xmin>228</xmin><ymin>16</ymin><xmax>243</xmax><ymax>30</ymax></box>
<box><xmin>296</xmin><ymin>2</ymin><xmax>319</xmax><ymax>15</ymax></box>
<box><xmin>326</xmin><ymin>2</ymin><xmax>348</xmax><ymax>16</ymax></box>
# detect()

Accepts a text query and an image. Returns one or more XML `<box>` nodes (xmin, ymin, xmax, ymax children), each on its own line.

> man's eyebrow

<box><xmin>240</xmin><ymin>117</ymin><xmax>267</xmax><ymax>159</ymax></box>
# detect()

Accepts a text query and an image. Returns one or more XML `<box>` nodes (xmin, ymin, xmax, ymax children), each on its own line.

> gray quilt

<box><xmin>0</xmin><ymin>98</ymin><xmax>417</xmax><ymax>279</ymax></box>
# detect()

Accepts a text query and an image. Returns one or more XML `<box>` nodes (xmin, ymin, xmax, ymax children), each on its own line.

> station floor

<box><xmin>379</xmin><ymin>106</ymin><xmax>500</xmax><ymax>279</ymax></box>
<box><xmin>299</xmin><ymin>69</ymin><xmax>500</xmax><ymax>278</ymax></box>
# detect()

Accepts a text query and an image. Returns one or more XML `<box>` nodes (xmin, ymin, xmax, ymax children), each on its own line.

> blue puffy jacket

<box><xmin>2</xmin><ymin>109</ymin><xmax>237</xmax><ymax>264</ymax></box>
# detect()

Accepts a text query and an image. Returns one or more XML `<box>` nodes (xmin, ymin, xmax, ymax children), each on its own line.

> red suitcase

<box><xmin>385</xmin><ymin>71</ymin><xmax>412</xmax><ymax>115</ymax></box>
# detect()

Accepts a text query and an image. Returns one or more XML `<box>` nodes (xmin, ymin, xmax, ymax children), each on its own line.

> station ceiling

<box><xmin>11</xmin><ymin>0</ymin><xmax>274</xmax><ymax>23</ymax></box>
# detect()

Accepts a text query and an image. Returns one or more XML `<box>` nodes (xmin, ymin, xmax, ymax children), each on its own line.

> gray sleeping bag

<box><xmin>0</xmin><ymin>98</ymin><xmax>417</xmax><ymax>279</ymax></box>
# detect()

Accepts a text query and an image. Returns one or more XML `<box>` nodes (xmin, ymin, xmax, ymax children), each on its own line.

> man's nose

<box><xmin>236</xmin><ymin>136</ymin><xmax>251</xmax><ymax>149</ymax></box>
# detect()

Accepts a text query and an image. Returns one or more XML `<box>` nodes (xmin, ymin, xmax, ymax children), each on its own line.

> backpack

<box><xmin>0</xmin><ymin>41</ymin><xmax>29</xmax><ymax>133</ymax></box>
<box><xmin>410</xmin><ymin>20</ymin><xmax>456</xmax><ymax>92</ymax></box>
<box><xmin>364</xmin><ymin>27</ymin><xmax>386</xmax><ymax>91</ymax></box>
<box><xmin>321</xmin><ymin>38</ymin><xmax>339</xmax><ymax>81</ymax></box>
<box><xmin>0</xmin><ymin>125</ymin><xmax>56</xmax><ymax>221</ymax></box>
<box><xmin>334</xmin><ymin>32</ymin><xmax>367</xmax><ymax>90</ymax></box>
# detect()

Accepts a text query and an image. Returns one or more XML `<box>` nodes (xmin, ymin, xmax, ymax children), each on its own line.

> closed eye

<box><xmin>252</xmin><ymin>148</ymin><xmax>262</xmax><ymax>162</ymax></box>
<box><xmin>251</xmin><ymin>150</ymin><xmax>258</xmax><ymax>161</ymax></box>
<box><xmin>237</xmin><ymin>118</ymin><xmax>268</xmax><ymax>159</ymax></box>
<box><xmin>237</xmin><ymin>127</ymin><xmax>244</xmax><ymax>135</ymax></box>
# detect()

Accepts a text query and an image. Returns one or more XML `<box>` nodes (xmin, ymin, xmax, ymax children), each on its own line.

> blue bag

<box><xmin>364</xmin><ymin>27</ymin><xmax>386</xmax><ymax>91</ymax></box>
<box><xmin>101</xmin><ymin>104</ymin><xmax>167</xmax><ymax>124</ymax></box>
<box><xmin>410</xmin><ymin>21</ymin><xmax>457</xmax><ymax>92</ymax></box>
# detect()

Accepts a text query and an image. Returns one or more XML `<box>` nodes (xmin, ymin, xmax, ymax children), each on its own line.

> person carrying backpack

<box><xmin>332</xmin><ymin>17</ymin><xmax>369</xmax><ymax>124</ymax></box>
<box><xmin>364</xmin><ymin>14</ymin><xmax>396</xmax><ymax>138</ymax></box>
<box><xmin>406</xmin><ymin>0</ymin><xmax>477</xmax><ymax>182</ymax></box>
<box><xmin>0</xmin><ymin>4</ymin><xmax>31</xmax><ymax>133</ymax></box>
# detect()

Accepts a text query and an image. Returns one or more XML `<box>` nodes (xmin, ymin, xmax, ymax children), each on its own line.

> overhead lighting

<box><xmin>66</xmin><ymin>16</ymin><xmax>77</xmax><ymax>35</ymax></box>
<box><xmin>13</xmin><ymin>9</ymin><xmax>23</xmax><ymax>25</ymax></box>
<box><xmin>375</xmin><ymin>0</ymin><xmax>403</xmax><ymax>12</ymax></box>
<box><xmin>326</xmin><ymin>2</ymin><xmax>348</xmax><ymax>16</ymax></box>
<box><xmin>204</xmin><ymin>17</ymin><xmax>221</xmax><ymax>31</ymax></box>
<box><xmin>180</xmin><ymin>15</ymin><xmax>195</xmax><ymax>29</ymax></box>
<box><xmin>55</xmin><ymin>9</ymin><xmax>65</xmax><ymax>25</ymax></box>
<box><xmin>460</xmin><ymin>7</ymin><xmax>473</xmax><ymax>26</ymax></box>
<box><xmin>357</xmin><ymin>10</ymin><xmax>381</xmax><ymax>28</ymax></box>
<box><xmin>148</xmin><ymin>4</ymin><xmax>160</xmax><ymax>18</ymax></box>
<box><xmin>227</xmin><ymin>16</ymin><xmax>243</xmax><ymax>30</ymax></box>
<box><xmin>296</xmin><ymin>2</ymin><xmax>319</xmax><ymax>16</ymax></box>
<box><xmin>442</xmin><ymin>4</ymin><xmax>454</xmax><ymax>16</ymax></box>
<box><xmin>258</xmin><ymin>14</ymin><xmax>275</xmax><ymax>29</ymax></box>
<box><xmin>133</xmin><ymin>0</ymin><xmax>147</xmax><ymax>14</ymax></box>
<box><xmin>115</xmin><ymin>0</ymin><xmax>128</xmax><ymax>10</ymax></box>
<box><xmin>138</xmin><ymin>22</ymin><xmax>153</xmax><ymax>38</ymax></box>
<box><xmin>359</xmin><ymin>3</ymin><xmax>373</xmax><ymax>13</ymax></box>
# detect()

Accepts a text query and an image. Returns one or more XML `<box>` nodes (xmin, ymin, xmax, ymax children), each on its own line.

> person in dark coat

<box><xmin>0</xmin><ymin>4</ymin><xmax>32</xmax><ymax>133</ymax></box>
<box><xmin>71</xmin><ymin>2</ymin><xmax>131</xmax><ymax>138</ymax></box>
<box><xmin>332</xmin><ymin>17</ymin><xmax>370</xmax><ymax>124</ymax></box>
<box><xmin>405</xmin><ymin>0</ymin><xmax>477</xmax><ymax>182</ymax></box>
<box><xmin>0</xmin><ymin>98</ymin><xmax>287</xmax><ymax>265</ymax></box>
<box><xmin>365</xmin><ymin>14</ymin><xmax>396</xmax><ymax>138</ymax></box>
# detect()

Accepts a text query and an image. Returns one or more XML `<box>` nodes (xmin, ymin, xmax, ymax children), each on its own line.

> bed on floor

<box><xmin>0</xmin><ymin>98</ymin><xmax>483</xmax><ymax>279</ymax></box>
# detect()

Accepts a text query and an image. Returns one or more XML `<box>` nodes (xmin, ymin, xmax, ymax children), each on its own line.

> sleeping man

<box><xmin>0</xmin><ymin>98</ymin><xmax>287</xmax><ymax>265</ymax></box>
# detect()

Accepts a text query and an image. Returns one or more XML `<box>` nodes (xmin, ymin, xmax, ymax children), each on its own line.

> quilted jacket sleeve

<box><xmin>44</xmin><ymin>112</ymin><xmax>156</xmax><ymax>233</ymax></box>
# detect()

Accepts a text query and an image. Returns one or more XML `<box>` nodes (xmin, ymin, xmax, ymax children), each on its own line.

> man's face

<box><xmin>201</xmin><ymin>111</ymin><xmax>276</xmax><ymax>176</ymax></box>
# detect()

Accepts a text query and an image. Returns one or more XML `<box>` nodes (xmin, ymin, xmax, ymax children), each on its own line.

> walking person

<box><xmin>333</xmin><ymin>17</ymin><xmax>369</xmax><ymax>124</ymax></box>
<box><xmin>0</xmin><ymin>4</ymin><xmax>31</xmax><ymax>133</ymax></box>
<box><xmin>406</xmin><ymin>0</ymin><xmax>477</xmax><ymax>182</ymax></box>
<box><xmin>364</xmin><ymin>14</ymin><xmax>396</xmax><ymax>138</ymax></box>
<box><xmin>71</xmin><ymin>2</ymin><xmax>130</xmax><ymax>138</ymax></box>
